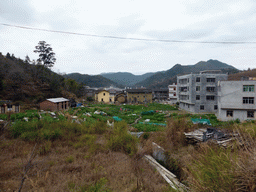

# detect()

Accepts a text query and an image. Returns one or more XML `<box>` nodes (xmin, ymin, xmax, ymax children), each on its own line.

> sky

<box><xmin>1</xmin><ymin>0</ymin><xmax>256</xmax><ymax>75</ymax></box>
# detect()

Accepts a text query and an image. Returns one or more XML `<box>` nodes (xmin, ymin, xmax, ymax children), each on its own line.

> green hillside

<box><xmin>135</xmin><ymin>59</ymin><xmax>239</xmax><ymax>88</ymax></box>
<box><xmin>0</xmin><ymin>52</ymin><xmax>82</xmax><ymax>103</ymax></box>
<box><xmin>65</xmin><ymin>73</ymin><xmax>124</xmax><ymax>88</ymax></box>
<box><xmin>100</xmin><ymin>72</ymin><xmax>155</xmax><ymax>86</ymax></box>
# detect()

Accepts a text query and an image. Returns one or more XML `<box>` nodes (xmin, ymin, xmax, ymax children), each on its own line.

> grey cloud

<box><xmin>90</xmin><ymin>15</ymin><xmax>145</xmax><ymax>54</ymax></box>
<box><xmin>35</xmin><ymin>9</ymin><xmax>82</xmax><ymax>31</ymax></box>
<box><xmin>0</xmin><ymin>1</ymin><xmax>35</xmax><ymax>24</ymax></box>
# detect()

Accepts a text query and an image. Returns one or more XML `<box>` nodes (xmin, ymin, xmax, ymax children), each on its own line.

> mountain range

<box><xmin>66</xmin><ymin>59</ymin><xmax>239</xmax><ymax>88</ymax></box>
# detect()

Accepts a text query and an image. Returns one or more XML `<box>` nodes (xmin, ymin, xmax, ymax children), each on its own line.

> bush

<box><xmin>0</xmin><ymin>114</ymin><xmax>7</xmax><ymax>120</ymax></box>
<box><xmin>65</xmin><ymin>155</ymin><xmax>74</xmax><ymax>163</ymax></box>
<box><xmin>107</xmin><ymin>121</ymin><xmax>138</xmax><ymax>156</ymax></box>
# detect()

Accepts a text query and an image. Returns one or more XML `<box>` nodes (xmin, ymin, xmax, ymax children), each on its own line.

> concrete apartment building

<box><xmin>177</xmin><ymin>71</ymin><xmax>228</xmax><ymax>113</ymax></box>
<box><xmin>217</xmin><ymin>80</ymin><xmax>256</xmax><ymax>121</ymax></box>
<box><xmin>152</xmin><ymin>88</ymin><xmax>169</xmax><ymax>101</ymax></box>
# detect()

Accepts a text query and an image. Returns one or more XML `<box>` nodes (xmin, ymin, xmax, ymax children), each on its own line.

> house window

<box><xmin>206</xmin><ymin>87</ymin><xmax>215</xmax><ymax>92</ymax></box>
<box><xmin>243</xmin><ymin>97</ymin><xmax>254</xmax><ymax>104</ymax></box>
<box><xmin>196</xmin><ymin>95</ymin><xmax>200</xmax><ymax>100</ymax></box>
<box><xmin>196</xmin><ymin>77</ymin><xmax>200</xmax><ymax>82</ymax></box>
<box><xmin>196</xmin><ymin>86</ymin><xmax>200</xmax><ymax>91</ymax></box>
<box><xmin>206</xmin><ymin>96</ymin><xmax>215</xmax><ymax>100</ymax></box>
<box><xmin>101</xmin><ymin>98</ymin><xmax>103</xmax><ymax>102</ymax></box>
<box><xmin>200</xmin><ymin>105</ymin><xmax>204</xmax><ymax>110</ymax></box>
<box><xmin>207</xmin><ymin>78</ymin><xmax>215</xmax><ymax>82</ymax></box>
<box><xmin>243</xmin><ymin>85</ymin><xmax>254</xmax><ymax>92</ymax></box>
<box><xmin>109</xmin><ymin>98</ymin><xmax>112</xmax><ymax>102</ymax></box>
<box><xmin>62</xmin><ymin>103</ymin><xmax>64</xmax><ymax>109</ymax></box>
<box><xmin>247</xmin><ymin>111</ymin><xmax>254</xmax><ymax>118</ymax></box>
<box><xmin>214</xmin><ymin>105</ymin><xmax>218</xmax><ymax>110</ymax></box>
<box><xmin>227</xmin><ymin>110</ymin><xmax>233</xmax><ymax>117</ymax></box>
<box><xmin>103</xmin><ymin>93</ymin><xmax>105</xmax><ymax>96</ymax></box>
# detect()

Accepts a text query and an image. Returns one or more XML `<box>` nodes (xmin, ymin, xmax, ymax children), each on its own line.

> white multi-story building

<box><xmin>177</xmin><ymin>71</ymin><xmax>228</xmax><ymax>113</ymax></box>
<box><xmin>217</xmin><ymin>80</ymin><xmax>256</xmax><ymax>121</ymax></box>
<box><xmin>168</xmin><ymin>83</ymin><xmax>177</xmax><ymax>104</ymax></box>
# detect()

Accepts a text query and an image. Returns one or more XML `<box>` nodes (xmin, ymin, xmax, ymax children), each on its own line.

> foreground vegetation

<box><xmin>1</xmin><ymin>103</ymin><xmax>256</xmax><ymax>191</ymax></box>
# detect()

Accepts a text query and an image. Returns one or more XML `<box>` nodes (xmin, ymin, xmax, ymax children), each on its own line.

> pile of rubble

<box><xmin>184</xmin><ymin>127</ymin><xmax>238</xmax><ymax>147</ymax></box>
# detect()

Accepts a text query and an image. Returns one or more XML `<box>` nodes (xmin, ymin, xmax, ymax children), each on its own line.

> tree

<box><xmin>34</xmin><ymin>41</ymin><xmax>56</xmax><ymax>68</ymax></box>
<box><xmin>25</xmin><ymin>55</ymin><xmax>31</xmax><ymax>64</ymax></box>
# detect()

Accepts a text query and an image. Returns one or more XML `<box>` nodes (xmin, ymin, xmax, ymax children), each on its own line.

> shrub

<box><xmin>93</xmin><ymin>121</ymin><xmax>107</xmax><ymax>134</ymax></box>
<box><xmin>0</xmin><ymin>114</ymin><xmax>7</xmax><ymax>120</ymax></box>
<box><xmin>65</xmin><ymin>155</ymin><xmax>74</xmax><ymax>163</ymax></box>
<box><xmin>107</xmin><ymin>121</ymin><xmax>138</xmax><ymax>156</ymax></box>
<box><xmin>80</xmin><ymin>177</ymin><xmax>110</xmax><ymax>192</ymax></box>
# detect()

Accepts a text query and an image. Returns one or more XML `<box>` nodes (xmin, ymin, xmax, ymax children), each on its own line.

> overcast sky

<box><xmin>1</xmin><ymin>0</ymin><xmax>256</xmax><ymax>75</ymax></box>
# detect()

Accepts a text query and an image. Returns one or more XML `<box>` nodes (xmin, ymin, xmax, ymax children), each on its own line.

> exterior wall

<box><xmin>0</xmin><ymin>104</ymin><xmax>20</xmax><ymax>114</ymax></box>
<box><xmin>115</xmin><ymin>93</ymin><xmax>127</xmax><ymax>104</ymax></box>
<box><xmin>168</xmin><ymin>84</ymin><xmax>177</xmax><ymax>99</ymax></box>
<box><xmin>40</xmin><ymin>100</ymin><xmax>57</xmax><ymax>111</ymax></box>
<box><xmin>109</xmin><ymin>94</ymin><xmax>115</xmax><ymax>103</ymax></box>
<box><xmin>40</xmin><ymin>101</ymin><xmax>69</xmax><ymax>111</ymax></box>
<box><xmin>177</xmin><ymin>73</ymin><xmax>228</xmax><ymax>113</ymax></box>
<box><xmin>217</xmin><ymin>81</ymin><xmax>256</xmax><ymax>121</ymax></box>
<box><xmin>95</xmin><ymin>91</ymin><xmax>110</xmax><ymax>103</ymax></box>
<box><xmin>127</xmin><ymin>93</ymin><xmax>152</xmax><ymax>104</ymax></box>
<box><xmin>153</xmin><ymin>89</ymin><xmax>169</xmax><ymax>101</ymax></box>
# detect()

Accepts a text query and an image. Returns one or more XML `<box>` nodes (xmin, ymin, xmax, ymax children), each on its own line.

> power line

<box><xmin>1</xmin><ymin>22</ymin><xmax>256</xmax><ymax>44</ymax></box>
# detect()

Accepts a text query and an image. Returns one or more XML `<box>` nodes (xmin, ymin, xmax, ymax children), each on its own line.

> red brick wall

<box><xmin>40</xmin><ymin>101</ymin><xmax>57</xmax><ymax>111</ymax></box>
<box><xmin>39</xmin><ymin>101</ymin><xmax>70</xmax><ymax>111</ymax></box>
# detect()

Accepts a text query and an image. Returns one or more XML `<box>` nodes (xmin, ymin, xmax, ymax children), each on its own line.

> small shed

<box><xmin>40</xmin><ymin>97</ymin><xmax>69</xmax><ymax>111</ymax></box>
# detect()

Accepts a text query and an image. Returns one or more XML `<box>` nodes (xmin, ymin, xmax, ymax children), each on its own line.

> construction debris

<box><xmin>184</xmin><ymin>127</ymin><xmax>235</xmax><ymax>147</ymax></box>
<box><xmin>144</xmin><ymin>155</ymin><xmax>188</xmax><ymax>191</ymax></box>
<box><xmin>128</xmin><ymin>131</ymin><xmax>144</xmax><ymax>138</ymax></box>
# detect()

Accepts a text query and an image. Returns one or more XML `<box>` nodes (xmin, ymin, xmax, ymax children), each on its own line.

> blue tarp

<box><xmin>139</xmin><ymin>122</ymin><xmax>166</xmax><ymax>126</ymax></box>
<box><xmin>191</xmin><ymin>118</ymin><xmax>211</xmax><ymax>125</ymax></box>
<box><xmin>113</xmin><ymin>116</ymin><xmax>122</xmax><ymax>121</ymax></box>
<box><xmin>141</xmin><ymin>110</ymin><xmax>155</xmax><ymax>115</ymax></box>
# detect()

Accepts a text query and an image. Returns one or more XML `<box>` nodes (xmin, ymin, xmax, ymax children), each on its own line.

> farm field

<box><xmin>1</xmin><ymin>103</ymin><xmax>256</xmax><ymax>191</ymax></box>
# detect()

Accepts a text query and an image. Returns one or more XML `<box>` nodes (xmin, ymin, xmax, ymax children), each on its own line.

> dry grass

<box><xmin>0</xmin><ymin>135</ymin><xmax>169</xmax><ymax>191</ymax></box>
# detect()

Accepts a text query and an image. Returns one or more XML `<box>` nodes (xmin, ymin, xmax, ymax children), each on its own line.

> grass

<box><xmin>3</xmin><ymin>103</ymin><xmax>256</xmax><ymax>191</ymax></box>
<box><xmin>188</xmin><ymin>144</ymin><xmax>237</xmax><ymax>192</ymax></box>
<box><xmin>107</xmin><ymin>121</ymin><xmax>138</xmax><ymax>156</ymax></box>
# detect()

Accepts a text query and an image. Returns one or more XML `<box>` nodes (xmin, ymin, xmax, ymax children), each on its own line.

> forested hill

<box><xmin>134</xmin><ymin>59</ymin><xmax>239</xmax><ymax>88</ymax></box>
<box><xmin>65</xmin><ymin>73</ymin><xmax>124</xmax><ymax>88</ymax></box>
<box><xmin>100</xmin><ymin>72</ymin><xmax>155</xmax><ymax>86</ymax></box>
<box><xmin>0</xmin><ymin>52</ymin><xmax>82</xmax><ymax>103</ymax></box>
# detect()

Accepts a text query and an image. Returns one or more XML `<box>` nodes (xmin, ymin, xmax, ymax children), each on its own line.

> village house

<box><xmin>126</xmin><ymin>89</ymin><xmax>152</xmax><ymax>104</ymax></box>
<box><xmin>0</xmin><ymin>100</ymin><xmax>20</xmax><ymax>114</ymax></box>
<box><xmin>115</xmin><ymin>92</ymin><xmax>127</xmax><ymax>104</ymax></box>
<box><xmin>95</xmin><ymin>90</ymin><xmax>111</xmax><ymax>103</ymax></box>
<box><xmin>217</xmin><ymin>80</ymin><xmax>256</xmax><ymax>121</ymax></box>
<box><xmin>39</xmin><ymin>97</ymin><xmax>69</xmax><ymax>111</ymax></box>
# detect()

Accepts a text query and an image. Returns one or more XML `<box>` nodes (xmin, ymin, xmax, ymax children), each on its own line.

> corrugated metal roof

<box><xmin>46</xmin><ymin>97</ymin><xmax>69</xmax><ymax>103</ymax></box>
